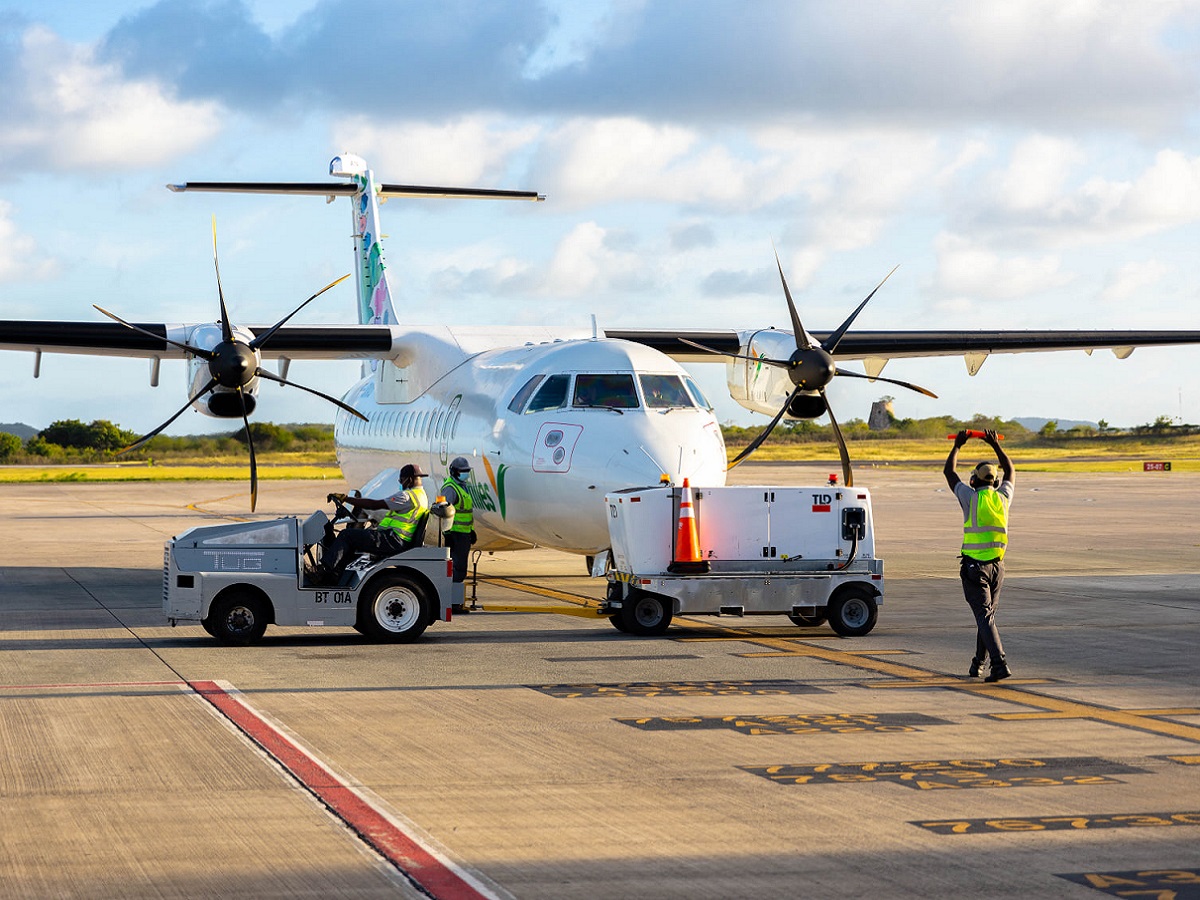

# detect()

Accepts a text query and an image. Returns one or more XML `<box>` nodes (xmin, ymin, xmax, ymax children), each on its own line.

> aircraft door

<box><xmin>439</xmin><ymin>394</ymin><xmax>462</xmax><ymax>466</ymax></box>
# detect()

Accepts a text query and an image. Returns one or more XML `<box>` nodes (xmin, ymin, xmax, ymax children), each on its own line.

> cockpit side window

<box><xmin>526</xmin><ymin>373</ymin><xmax>570</xmax><ymax>412</ymax></box>
<box><xmin>640</xmin><ymin>374</ymin><xmax>694</xmax><ymax>409</ymax></box>
<box><xmin>507</xmin><ymin>374</ymin><xmax>544</xmax><ymax>413</ymax></box>
<box><xmin>573</xmin><ymin>373</ymin><xmax>639</xmax><ymax>409</ymax></box>
<box><xmin>683</xmin><ymin>375</ymin><xmax>714</xmax><ymax>411</ymax></box>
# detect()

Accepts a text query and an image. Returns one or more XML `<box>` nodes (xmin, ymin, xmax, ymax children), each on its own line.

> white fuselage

<box><xmin>334</xmin><ymin>332</ymin><xmax>728</xmax><ymax>554</ymax></box>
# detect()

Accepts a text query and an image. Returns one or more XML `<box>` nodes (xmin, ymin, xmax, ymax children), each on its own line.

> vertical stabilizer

<box><xmin>330</xmin><ymin>154</ymin><xmax>399</xmax><ymax>328</ymax></box>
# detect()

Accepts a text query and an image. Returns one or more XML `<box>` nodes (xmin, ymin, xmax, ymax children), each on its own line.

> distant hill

<box><xmin>1014</xmin><ymin>417</ymin><xmax>1099</xmax><ymax>432</ymax></box>
<box><xmin>0</xmin><ymin>423</ymin><xmax>37</xmax><ymax>440</ymax></box>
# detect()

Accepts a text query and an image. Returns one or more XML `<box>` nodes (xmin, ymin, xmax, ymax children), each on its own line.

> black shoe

<box><xmin>984</xmin><ymin>663</ymin><xmax>1012</xmax><ymax>683</ymax></box>
<box><xmin>968</xmin><ymin>658</ymin><xmax>984</xmax><ymax>678</ymax></box>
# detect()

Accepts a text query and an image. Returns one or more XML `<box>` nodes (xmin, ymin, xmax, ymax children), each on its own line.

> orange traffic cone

<box><xmin>668</xmin><ymin>478</ymin><xmax>710</xmax><ymax>574</ymax></box>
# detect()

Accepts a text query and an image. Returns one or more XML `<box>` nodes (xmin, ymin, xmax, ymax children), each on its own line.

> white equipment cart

<box><xmin>600</xmin><ymin>483</ymin><xmax>883</xmax><ymax>637</ymax></box>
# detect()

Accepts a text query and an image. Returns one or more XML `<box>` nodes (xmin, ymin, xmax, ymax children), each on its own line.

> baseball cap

<box><xmin>973</xmin><ymin>462</ymin><xmax>998</xmax><ymax>484</ymax></box>
<box><xmin>399</xmin><ymin>463</ymin><xmax>428</xmax><ymax>480</ymax></box>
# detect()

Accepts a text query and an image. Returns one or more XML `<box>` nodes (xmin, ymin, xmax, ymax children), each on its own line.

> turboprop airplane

<box><xmin>2</xmin><ymin>152</ymin><xmax>1200</xmax><ymax>558</ymax></box>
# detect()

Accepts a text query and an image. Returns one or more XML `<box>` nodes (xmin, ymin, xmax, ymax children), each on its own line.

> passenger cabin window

<box><xmin>526</xmin><ymin>374</ymin><xmax>570</xmax><ymax>412</ymax></box>
<box><xmin>573</xmin><ymin>373</ymin><xmax>639</xmax><ymax>409</ymax></box>
<box><xmin>639</xmin><ymin>374</ymin><xmax>694</xmax><ymax>409</ymax></box>
<box><xmin>508</xmin><ymin>375</ymin><xmax>544</xmax><ymax>413</ymax></box>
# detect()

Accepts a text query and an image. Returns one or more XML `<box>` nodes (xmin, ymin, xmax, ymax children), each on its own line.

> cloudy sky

<box><xmin>2</xmin><ymin>0</ymin><xmax>1200</xmax><ymax>434</ymax></box>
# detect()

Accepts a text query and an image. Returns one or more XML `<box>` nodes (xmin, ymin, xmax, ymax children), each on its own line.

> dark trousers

<box><xmin>445</xmin><ymin>531</ymin><xmax>471</xmax><ymax>584</ymax></box>
<box><xmin>960</xmin><ymin>556</ymin><xmax>1006</xmax><ymax>664</ymax></box>
<box><xmin>324</xmin><ymin>527</ymin><xmax>403</xmax><ymax>577</ymax></box>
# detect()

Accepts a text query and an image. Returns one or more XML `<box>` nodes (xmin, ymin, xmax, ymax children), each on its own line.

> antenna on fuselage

<box><xmin>591</xmin><ymin>314</ymin><xmax>598</xmax><ymax>340</ymax></box>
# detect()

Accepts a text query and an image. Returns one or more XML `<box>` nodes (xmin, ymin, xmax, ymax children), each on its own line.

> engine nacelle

<box><xmin>725</xmin><ymin>329</ymin><xmax>828</xmax><ymax>419</ymax></box>
<box><xmin>185</xmin><ymin>323</ymin><xmax>261</xmax><ymax>418</ymax></box>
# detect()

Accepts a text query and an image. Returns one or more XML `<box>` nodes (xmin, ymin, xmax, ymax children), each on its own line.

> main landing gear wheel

<box><xmin>360</xmin><ymin>572</ymin><xmax>430</xmax><ymax>642</ymax></box>
<box><xmin>205</xmin><ymin>589</ymin><xmax>269</xmax><ymax>645</ymax></box>
<box><xmin>618</xmin><ymin>591</ymin><xmax>673</xmax><ymax>636</ymax></box>
<box><xmin>828</xmin><ymin>587</ymin><xmax>878</xmax><ymax>637</ymax></box>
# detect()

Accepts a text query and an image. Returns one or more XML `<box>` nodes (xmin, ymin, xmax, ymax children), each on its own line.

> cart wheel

<box><xmin>360</xmin><ymin>572</ymin><xmax>430</xmax><ymax>643</ymax></box>
<box><xmin>828</xmin><ymin>587</ymin><xmax>878</xmax><ymax>637</ymax></box>
<box><xmin>619</xmin><ymin>591</ymin><xmax>672</xmax><ymax>636</ymax></box>
<box><xmin>608</xmin><ymin>614</ymin><xmax>628</xmax><ymax>633</ymax></box>
<box><xmin>205</xmin><ymin>589</ymin><xmax>269</xmax><ymax>645</ymax></box>
<box><xmin>788</xmin><ymin>611</ymin><xmax>827</xmax><ymax>627</ymax></box>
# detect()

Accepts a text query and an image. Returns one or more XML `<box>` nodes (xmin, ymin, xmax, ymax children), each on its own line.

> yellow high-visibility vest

<box><xmin>961</xmin><ymin>487</ymin><xmax>1008</xmax><ymax>561</ymax></box>
<box><xmin>442</xmin><ymin>478</ymin><xmax>473</xmax><ymax>533</ymax></box>
<box><xmin>378</xmin><ymin>487</ymin><xmax>429</xmax><ymax>543</ymax></box>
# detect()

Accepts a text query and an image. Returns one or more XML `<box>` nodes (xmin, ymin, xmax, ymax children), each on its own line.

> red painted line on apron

<box><xmin>190</xmin><ymin>680</ymin><xmax>493</xmax><ymax>900</ymax></box>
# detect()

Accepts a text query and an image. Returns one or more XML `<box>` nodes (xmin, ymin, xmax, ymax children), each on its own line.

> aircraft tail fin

<box><xmin>329</xmin><ymin>154</ymin><xmax>400</xmax><ymax>328</ymax></box>
<box><xmin>169</xmin><ymin>156</ymin><xmax>544</xmax><ymax>333</ymax></box>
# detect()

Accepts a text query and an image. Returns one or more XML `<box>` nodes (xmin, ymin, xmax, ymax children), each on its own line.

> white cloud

<box><xmin>1099</xmin><ymin>259</ymin><xmax>1169</xmax><ymax>304</ymax></box>
<box><xmin>332</xmin><ymin>116</ymin><xmax>541</xmax><ymax>185</ymax></box>
<box><xmin>535</xmin><ymin>117</ymin><xmax>748</xmax><ymax>208</ymax></box>
<box><xmin>543</xmin><ymin>220</ymin><xmax>650</xmax><ymax>297</ymax></box>
<box><xmin>0</xmin><ymin>26</ymin><xmax>221</xmax><ymax>171</ymax></box>
<box><xmin>988</xmin><ymin>134</ymin><xmax>1085</xmax><ymax>213</ymax></box>
<box><xmin>933</xmin><ymin>232</ymin><xmax>1071</xmax><ymax>302</ymax></box>
<box><xmin>0</xmin><ymin>201</ymin><xmax>56</xmax><ymax>283</ymax></box>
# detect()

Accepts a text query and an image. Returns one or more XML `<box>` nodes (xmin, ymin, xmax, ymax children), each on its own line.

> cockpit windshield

<box><xmin>573</xmin><ymin>374</ymin><xmax>639</xmax><ymax>409</ymax></box>
<box><xmin>526</xmin><ymin>373</ymin><xmax>570</xmax><ymax>412</ymax></box>
<box><xmin>639</xmin><ymin>374</ymin><xmax>696</xmax><ymax>409</ymax></box>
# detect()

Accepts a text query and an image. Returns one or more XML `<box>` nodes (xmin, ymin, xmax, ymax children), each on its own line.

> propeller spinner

<box><xmin>95</xmin><ymin>218</ymin><xmax>366</xmax><ymax>511</ymax></box>
<box><xmin>683</xmin><ymin>252</ymin><xmax>936</xmax><ymax>486</ymax></box>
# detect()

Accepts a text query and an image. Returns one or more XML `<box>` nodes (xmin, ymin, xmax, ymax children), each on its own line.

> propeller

<box><xmin>96</xmin><ymin>218</ymin><xmax>366</xmax><ymax>511</ymax></box>
<box><xmin>686</xmin><ymin>251</ymin><xmax>936</xmax><ymax>486</ymax></box>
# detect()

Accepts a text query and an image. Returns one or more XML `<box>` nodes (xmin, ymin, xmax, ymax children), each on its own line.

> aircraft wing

<box><xmin>607</xmin><ymin>329</ymin><xmax>1200</xmax><ymax>363</ymax></box>
<box><xmin>0</xmin><ymin>322</ymin><xmax>396</xmax><ymax>359</ymax></box>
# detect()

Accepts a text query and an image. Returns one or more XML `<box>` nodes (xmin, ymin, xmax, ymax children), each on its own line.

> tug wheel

<box><xmin>360</xmin><ymin>572</ymin><xmax>430</xmax><ymax>643</ymax></box>
<box><xmin>618</xmin><ymin>590</ymin><xmax>673</xmax><ymax>636</ymax></box>
<box><xmin>828</xmin><ymin>587</ymin><xmax>878</xmax><ymax>637</ymax></box>
<box><xmin>205</xmin><ymin>588</ymin><xmax>269</xmax><ymax>645</ymax></box>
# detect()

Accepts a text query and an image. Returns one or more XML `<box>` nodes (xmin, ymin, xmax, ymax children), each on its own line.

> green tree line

<box><xmin>0</xmin><ymin>419</ymin><xmax>334</xmax><ymax>463</ymax></box>
<box><xmin>0</xmin><ymin>413</ymin><xmax>1193</xmax><ymax>464</ymax></box>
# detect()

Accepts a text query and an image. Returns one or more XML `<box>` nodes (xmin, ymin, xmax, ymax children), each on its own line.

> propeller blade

<box><xmin>255</xmin><ymin>369</ymin><xmax>370</xmax><ymax>421</ymax></box>
<box><xmin>822</xmin><ymin>388</ymin><xmax>854</xmax><ymax>488</ymax></box>
<box><xmin>728</xmin><ymin>386</ymin><xmax>802</xmax><ymax>470</ymax></box>
<box><xmin>211</xmin><ymin>216</ymin><xmax>234</xmax><ymax>343</ymax></box>
<box><xmin>821</xmin><ymin>265</ymin><xmax>899</xmax><ymax>355</ymax></box>
<box><xmin>774</xmin><ymin>247</ymin><xmax>811</xmax><ymax>351</ymax></box>
<box><xmin>834</xmin><ymin>367</ymin><xmax>938</xmax><ymax>398</ymax></box>
<box><xmin>93</xmin><ymin>305</ymin><xmax>213</xmax><ymax>360</ymax></box>
<box><xmin>237</xmin><ymin>386</ymin><xmax>258</xmax><ymax>512</ymax></box>
<box><xmin>117</xmin><ymin>377</ymin><xmax>218</xmax><ymax>455</ymax></box>
<box><xmin>249</xmin><ymin>273</ymin><xmax>352</xmax><ymax>350</ymax></box>
<box><xmin>678</xmin><ymin>338</ymin><xmax>790</xmax><ymax>368</ymax></box>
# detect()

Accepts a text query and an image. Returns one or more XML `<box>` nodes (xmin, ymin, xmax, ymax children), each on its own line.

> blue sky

<box><xmin>2</xmin><ymin>0</ymin><xmax>1200</xmax><ymax>434</ymax></box>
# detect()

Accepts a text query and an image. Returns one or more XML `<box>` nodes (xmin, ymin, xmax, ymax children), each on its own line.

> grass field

<box><xmin>2</xmin><ymin>435</ymin><xmax>1197</xmax><ymax>481</ymax></box>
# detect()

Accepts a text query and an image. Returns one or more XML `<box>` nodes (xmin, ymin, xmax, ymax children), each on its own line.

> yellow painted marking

<box><xmin>740</xmin><ymin>649</ymin><xmax>910</xmax><ymax>658</ymax></box>
<box><xmin>480</xmin><ymin>576</ymin><xmax>603</xmax><ymax>609</ymax></box>
<box><xmin>488</xmin><ymin>579</ymin><xmax>1200</xmax><ymax>745</ymax></box>
<box><xmin>482</xmin><ymin>603</ymin><xmax>605</xmax><ymax>618</ymax></box>
<box><xmin>957</xmin><ymin>685</ymin><xmax>1200</xmax><ymax>743</ymax></box>
<box><xmin>870</xmin><ymin>678</ymin><xmax>1052</xmax><ymax>688</ymax></box>
<box><xmin>1125</xmin><ymin>708</ymin><xmax>1200</xmax><ymax>716</ymax></box>
<box><xmin>1167</xmin><ymin>755</ymin><xmax>1200</xmax><ymax>765</ymax></box>
<box><xmin>991</xmin><ymin>712</ymin><xmax>1094</xmax><ymax>720</ymax></box>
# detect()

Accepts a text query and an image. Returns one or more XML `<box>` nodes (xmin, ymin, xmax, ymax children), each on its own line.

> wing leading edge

<box><xmin>607</xmin><ymin>329</ymin><xmax>1200</xmax><ymax>363</ymax></box>
<box><xmin>0</xmin><ymin>322</ymin><xmax>395</xmax><ymax>359</ymax></box>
